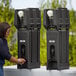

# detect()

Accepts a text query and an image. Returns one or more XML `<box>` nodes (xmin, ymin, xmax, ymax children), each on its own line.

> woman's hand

<box><xmin>9</xmin><ymin>56</ymin><xmax>26</xmax><ymax>65</ymax></box>
<box><xmin>18</xmin><ymin>58</ymin><xmax>26</xmax><ymax>65</ymax></box>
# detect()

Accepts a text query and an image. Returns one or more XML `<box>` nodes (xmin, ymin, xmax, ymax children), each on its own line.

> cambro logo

<box><xmin>20</xmin><ymin>40</ymin><xmax>26</xmax><ymax>42</ymax></box>
<box><xmin>49</xmin><ymin>40</ymin><xmax>55</xmax><ymax>43</ymax></box>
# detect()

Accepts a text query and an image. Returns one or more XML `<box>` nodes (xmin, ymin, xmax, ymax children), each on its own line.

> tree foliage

<box><xmin>69</xmin><ymin>9</ymin><xmax>76</xmax><ymax>66</ymax></box>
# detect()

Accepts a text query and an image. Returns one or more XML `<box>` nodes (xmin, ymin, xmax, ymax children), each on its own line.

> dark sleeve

<box><xmin>0</xmin><ymin>39</ymin><xmax>12</xmax><ymax>60</ymax></box>
<box><xmin>4</xmin><ymin>49</ymin><xmax>12</xmax><ymax>60</ymax></box>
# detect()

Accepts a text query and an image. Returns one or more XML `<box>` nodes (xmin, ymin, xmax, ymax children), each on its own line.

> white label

<box><xmin>20</xmin><ymin>40</ymin><xmax>26</xmax><ymax>42</ymax></box>
<box><xmin>49</xmin><ymin>40</ymin><xmax>55</xmax><ymax>43</ymax></box>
